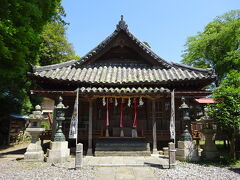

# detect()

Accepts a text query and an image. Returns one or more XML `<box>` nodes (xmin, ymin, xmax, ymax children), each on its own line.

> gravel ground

<box><xmin>0</xmin><ymin>159</ymin><xmax>95</xmax><ymax>180</ymax></box>
<box><xmin>154</xmin><ymin>161</ymin><xmax>240</xmax><ymax>180</ymax></box>
<box><xmin>1</xmin><ymin>157</ymin><xmax>240</xmax><ymax>180</ymax></box>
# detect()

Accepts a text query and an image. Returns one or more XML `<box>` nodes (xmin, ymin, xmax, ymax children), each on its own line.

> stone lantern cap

<box><xmin>55</xmin><ymin>96</ymin><xmax>69</xmax><ymax>110</ymax></box>
<box><xmin>26</xmin><ymin>105</ymin><xmax>48</xmax><ymax>128</ymax></box>
<box><xmin>197</xmin><ymin>107</ymin><xmax>216</xmax><ymax>130</ymax></box>
<box><xmin>179</xmin><ymin>97</ymin><xmax>189</xmax><ymax>109</ymax></box>
<box><xmin>198</xmin><ymin>107</ymin><xmax>214</xmax><ymax>122</ymax></box>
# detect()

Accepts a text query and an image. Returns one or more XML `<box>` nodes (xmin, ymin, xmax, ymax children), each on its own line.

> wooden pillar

<box><xmin>152</xmin><ymin>99</ymin><xmax>158</xmax><ymax>154</ymax></box>
<box><xmin>87</xmin><ymin>99</ymin><xmax>93</xmax><ymax>156</ymax></box>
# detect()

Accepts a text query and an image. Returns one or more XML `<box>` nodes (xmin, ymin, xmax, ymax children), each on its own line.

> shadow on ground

<box><xmin>0</xmin><ymin>147</ymin><xmax>26</xmax><ymax>157</ymax></box>
<box><xmin>228</xmin><ymin>168</ymin><xmax>240</xmax><ymax>175</ymax></box>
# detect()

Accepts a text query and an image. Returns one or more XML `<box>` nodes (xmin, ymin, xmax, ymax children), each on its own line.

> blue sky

<box><xmin>62</xmin><ymin>0</ymin><xmax>239</xmax><ymax>63</ymax></box>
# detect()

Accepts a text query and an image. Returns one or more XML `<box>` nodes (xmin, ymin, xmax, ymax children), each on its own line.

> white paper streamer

<box><xmin>103</xmin><ymin>97</ymin><xmax>106</xmax><ymax>106</ymax></box>
<box><xmin>115</xmin><ymin>98</ymin><xmax>118</xmax><ymax>106</ymax></box>
<box><xmin>139</xmin><ymin>97</ymin><xmax>144</xmax><ymax>106</ymax></box>
<box><xmin>128</xmin><ymin>98</ymin><xmax>131</xmax><ymax>107</ymax></box>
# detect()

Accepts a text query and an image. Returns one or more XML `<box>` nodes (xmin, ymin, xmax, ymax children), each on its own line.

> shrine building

<box><xmin>28</xmin><ymin>16</ymin><xmax>216</xmax><ymax>155</ymax></box>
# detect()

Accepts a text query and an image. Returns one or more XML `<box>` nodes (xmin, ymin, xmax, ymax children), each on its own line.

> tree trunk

<box><xmin>230</xmin><ymin>130</ymin><xmax>236</xmax><ymax>160</ymax></box>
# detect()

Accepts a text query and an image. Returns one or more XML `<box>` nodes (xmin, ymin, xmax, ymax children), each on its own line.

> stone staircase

<box><xmin>94</xmin><ymin>137</ymin><xmax>151</xmax><ymax>156</ymax></box>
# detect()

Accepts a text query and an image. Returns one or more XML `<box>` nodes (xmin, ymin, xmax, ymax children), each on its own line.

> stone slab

<box><xmin>94</xmin><ymin>166</ymin><xmax>157</xmax><ymax>180</ymax></box>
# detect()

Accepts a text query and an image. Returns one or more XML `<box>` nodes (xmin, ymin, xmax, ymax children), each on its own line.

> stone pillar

<box><xmin>152</xmin><ymin>99</ymin><xmax>157</xmax><ymax>154</ymax></box>
<box><xmin>168</xmin><ymin>142</ymin><xmax>176</xmax><ymax>169</ymax></box>
<box><xmin>75</xmin><ymin>143</ymin><xmax>83</xmax><ymax>169</ymax></box>
<box><xmin>87</xmin><ymin>99</ymin><xmax>93</xmax><ymax>156</ymax></box>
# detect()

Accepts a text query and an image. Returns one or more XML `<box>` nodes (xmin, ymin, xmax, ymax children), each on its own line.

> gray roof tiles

<box><xmin>30</xmin><ymin>17</ymin><xmax>216</xmax><ymax>87</ymax></box>
<box><xmin>33</xmin><ymin>66</ymin><xmax>214</xmax><ymax>85</ymax></box>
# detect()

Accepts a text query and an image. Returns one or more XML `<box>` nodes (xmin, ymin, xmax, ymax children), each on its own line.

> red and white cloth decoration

<box><xmin>106</xmin><ymin>98</ymin><xmax>109</xmax><ymax>127</ymax></box>
<box><xmin>133</xmin><ymin>98</ymin><xmax>138</xmax><ymax>128</ymax></box>
<box><xmin>120</xmin><ymin>99</ymin><xmax>124</xmax><ymax>128</ymax></box>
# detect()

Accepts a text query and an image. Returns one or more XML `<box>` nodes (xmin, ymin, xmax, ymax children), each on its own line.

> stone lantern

<box><xmin>24</xmin><ymin>105</ymin><xmax>48</xmax><ymax>161</ymax></box>
<box><xmin>45</xmin><ymin>96</ymin><xmax>70</xmax><ymax>163</ymax></box>
<box><xmin>198</xmin><ymin>107</ymin><xmax>219</xmax><ymax>160</ymax></box>
<box><xmin>53</xmin><ymin>96</ymin><xmax>69</xmax><ymax>142</ymax></box>
<box><xmin>179</xmin><ymin>97</ymin><xmax>191</xmax><ymax>130</ymax></box>
<box><xmin>176</xmin><ymin>97</ymin><xmax>199</xmax><ymax>161</ymax></box>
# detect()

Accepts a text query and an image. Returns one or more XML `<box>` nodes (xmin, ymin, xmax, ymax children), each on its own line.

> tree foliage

<box><xmin>0</xmin><ymin>0</ymin><xmax>61</xmax><ymax>115</ymax></box>
<box><xmin>181</xmin><ymin>10</ymin><xmax>240</xmax><ymax>82</ymax></box>
<box><xmin>208</xmin><ymin>70</ymin><xmax>240</xmax><ymax>129</ymax></box>
<box><xmin>39</xmin><ymin>21</ymin><xmax>79</xmax><ymax>66</ymax></box>
<box><xmin>208</xmin><ymin>70</ymin><xmax>240</xmax><ymax>159</ymax></box>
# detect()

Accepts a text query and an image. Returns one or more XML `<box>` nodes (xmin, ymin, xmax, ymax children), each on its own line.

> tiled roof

<box><xmin>30</xmin><ymin>16</ymin><xmax>216</xmax><ymax>87</ymax></box>
<box><xmin>78</xmin><ymin>86</ymin><xmax>170</xmax><ymax>94</ymax></box>
<box><xmin>32</xmin><ymin>65</ymin><xmax>215</xmax><ymax>85</ymax></box>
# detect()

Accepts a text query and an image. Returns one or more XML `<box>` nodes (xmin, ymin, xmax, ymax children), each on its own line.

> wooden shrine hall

<box><xmin>28</xmin><ymin>16</ymin><xmax>216</xmax><ymax>156</ymax></box>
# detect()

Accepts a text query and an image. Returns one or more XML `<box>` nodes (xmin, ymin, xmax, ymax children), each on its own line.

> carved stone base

<box><xmin>152</xmin><ymin>148</ymin><xmax>158</xmax><ymax>154</ymax></box>
<box><xmin>87</xmin><ymin>148</ymin><xmax>93</xmax><ymax>156</ymax></box>
<box><xmin>24</xmin><ymin>141</ymin><xmax>44</xmax><ymax>161</ymax></box>
<box><xmin>45</xmin><ymin>141</ymin><xmax>70</xmax><ymax>163</ymax></box>
<box><xmin>176</xmin><ymin>141</ymin><xmax>199</xmax><ymax>161</ymax></box>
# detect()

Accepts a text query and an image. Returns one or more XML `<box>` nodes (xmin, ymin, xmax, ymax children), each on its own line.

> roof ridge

<box><xmin>74</xmin><ymin>16</ymin><xmax>173</xmax><ymax>69</ymax></box>
<box><xmin>32</xmin><ymin>59</ymin><xmax>78</xmax><ymax>72</ymax></box>
<box><xmin>172</xmin><ymin>62</ymin><xmax>214</xmax><ymax>74</ymax></box>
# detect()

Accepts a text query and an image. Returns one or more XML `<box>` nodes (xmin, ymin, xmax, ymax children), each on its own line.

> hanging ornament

<box><xmin>139</xmin><ymin>97</ymin><xmax>144</xmax><ymax>106</ymax></box>
<box><xmin>128</xmin><ymin>98</ymin><xmax>131</xmax><ymax>107</ymax></box>
<box><xmin>103</xmin><ymin>97</ymin><xmax>106</xmax><ymax>106</ymax></box>
<box><xmin>109</xmin><ymin>98</ymin><xmax>113</xmax><ymax>103</ymax></box>
<box><xmin>115</xmin><ymin>98</ymin><xmax>118</xmax><ymax>106</ymax></box>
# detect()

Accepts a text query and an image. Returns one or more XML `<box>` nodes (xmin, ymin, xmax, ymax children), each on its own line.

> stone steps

<box><xmin>95</xmin><ymin>151</ymin><xmax>151</xmax><ymax>156</ymax></box>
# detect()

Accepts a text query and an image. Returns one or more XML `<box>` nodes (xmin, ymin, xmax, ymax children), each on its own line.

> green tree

<box><xmin>0</xmin><ymin>0</ymin><xmax>61</xmax><ymax>115</ymax></box>
<box><xmin>181</xmin><ymin>10</ymin><xmax>240</xmax><ymax>83</ymax></box>
<box><xmin>39</xmin><ymin>21</ymin><xmax>79</xmax><ymax>66</ymax></box>
<box><xmin>208</xmin><ymin>70</ymin><xmax>240</xmax><ymax>160</ymax></box>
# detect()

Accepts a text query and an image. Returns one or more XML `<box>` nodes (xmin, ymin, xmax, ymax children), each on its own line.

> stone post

<box><xmin>152</xmin><ymin>99</ymin><xmax>157</xmax><ymax>154</ymax></box>
<box><xmin>87</xmin><ymin>99</ymin><xmax>93</xmax><ymax>156</ymax></box>
<box><xmin>75</xmin><ymin>143</ymin><xmax>83</xmax><ymax>169</ymax></box>
<box><xmin>168</xmin><ymin>142</ymin><xmax>176</xmax><ymax>169</ymax></box>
